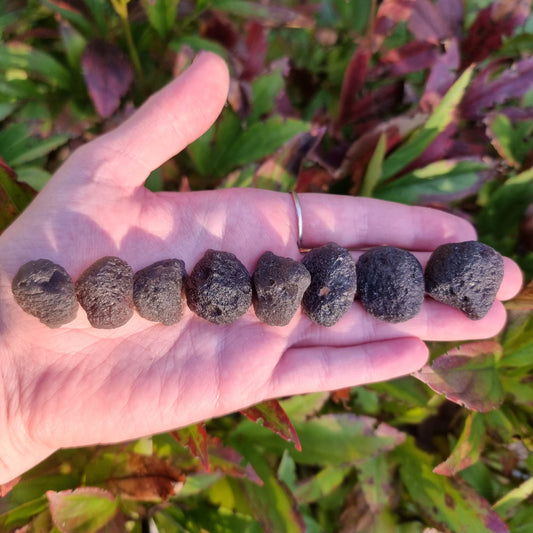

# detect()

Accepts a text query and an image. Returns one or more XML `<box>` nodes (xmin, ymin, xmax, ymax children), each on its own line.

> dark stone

<box><xmin>425</xmin><ymin>241</ymin><xmax>504</xmax><ymax>320</ymax></box>
<box><xmin>301</xmin><ymin>242</ymin><xmax>357</xmax><ymax>327</ymax></box>
<box><xmin>186</xmin><ymin>250</ymin><xmax>252</xmax><ymax>324</ymax></box>
<box><xmin>12</xmin><ymin>259</ymin><xmax>78</xmax><ymax>328</ymax></box>
<box><xmin>133</xmin><ymin>259</ymin><xmax>186</xmax><ymax>325</ymax></box>
<box><xmin>356</xmin><ymin>247</ymin><xmax>424</xmax><ymax>323</ymax></box>
<box><xmin>252</xmin><ymin>252</ymin><xmax>311</xmax><ymax>326</ymax></box>
<box><xmin>75</xmin><ymin>256</ymin><xmax>134</xmax><ymax>329</ymax></box>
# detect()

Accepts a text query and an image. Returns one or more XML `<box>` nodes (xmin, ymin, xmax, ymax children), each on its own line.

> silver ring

<box><xmin>291</xmin><ymin>191</ymin><xmax>308</xmax><ymax>253</ymax></box>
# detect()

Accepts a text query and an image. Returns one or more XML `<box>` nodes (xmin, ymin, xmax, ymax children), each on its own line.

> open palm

<box><xmin>0</xmin><ymin>53</ymin><xmax>522</xmax><ymax>483</ymax></box>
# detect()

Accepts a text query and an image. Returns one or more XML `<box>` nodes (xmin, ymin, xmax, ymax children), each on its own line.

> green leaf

<box><xmin>232</xmin><ymin>414</ymin><xmax>406</xmax><ymax>467</ymax></box>
<box><xmin>381</xmin><ymin>66</ymin><xmax>474</xmax><ymax>180</ymax></box>
<box><xmin>155</xmin><ymin>504</ymin><xmax>262</xmax><ymax>533</ymax></box>
<box><xmin>141</xmin><ymin>0</ymin><xmax>180</xmax><ymax>39</ymax></box>
<box><xmin>477</xmin><ymin>165</ymin><xmax>533</xmax><ymax>251</ymax></box>
<box><xmin>279</xmin><ymin>392</ymin><xmax>329</xmax><ymax>422</ymax></box>
<box><xmin>433</xmin><ymin>413</ymin><xmax>486</xmax><ymax>476</ymax></box>
<box><xmin>176</xmin><ymin>472</ymin><xmax>222</xmax><ymax>498</ymax></box>
<box><xmin>170</xmin><ymin>36</ymin><xmax>229</xmax><ymax>58</ymax></box>
<box><xmin>211</xmin><ymin>0</ymin><xmax>275</xmax><ymax>19</ymax></box>
<box><xmin>15</xmin><ymin>166</ymin><xmax>52</xmax><ymax>191</ymax></box>
<box><xmin>493</xmin><ymin>477</ymin><xmax>533</xmax><ymax>516</ymax></box>
<box><xmin>397</xmin><ymin>439</ymin><xmax>509</xmax><ymax>532</ymax></box>
<box><xmin>486</xmin><ymin>113</ymin><xmax>520</xmax><ymax>168</ymax></box>
<box><xmin>294</xmin><ymin>465</ymin><xmax>351</xmax><ymax>504</ymax></box>
<box><xmin>358</xmin><ymin>454</ymin><xmax>393</xmax><ymax>512</ymax></box>
<box><xmin>361</xmin><ymin>133</ymin><xmax>387</xmax><ymax>197</ymax></box>
<box><xmin>0</xmin><ymin>43</ymin><xmax>72</xmax><ymax>90</ymax></box>
<box><xmin>0</xmin><ymin>497</ymin><xmax>48</xmax><ymax>531</ymax></box>
<box><xmin>9</xmin><ymin>134</ymin><xmax>69</xmax><ymax>167</ymax></box>
<box><xmin>227</xmin><ymin>447</ymin><xmax>306</xmax><ymax>533</ymax></box>
<box><xmin>215</xmin><ymin>116</ymin><xmax>310</xmax><ymax>178</ymax></box>
<box><xmin>375</xmin><ymin>159</ymin><xmax>486</xmax><ymax>204</ymax></box>
<box><xmin>187</xmin><ymin>120</ymin><xmax>218</xmax><ymax>177</ymax></box>
<box><xmin>0</xmin><ymin>102</ymin><xmax>16</xmax><ymax>120</ymax></box>
<box><xmin>241</xmin><ymin>399</ymin><xmax>301</xmax><ymax>451</ymax></box>
<box><xmin>249</xmin><ymin>70</ymin><xmax>284</xmax><ymax>124</ymax></box>
<box><xmin>47</xmin><ymin>488</ymin><xmax>118</xmax><ymax>533</ymax></box>
<box><xmin>413</xmin><ymin>341</ymin><xmax>504</xmax><ymax>412</ymax></box>
<box><xmin>41</xmin><ymin>0</ymin><xmax>95</xmax><ymax>37</ymax></box>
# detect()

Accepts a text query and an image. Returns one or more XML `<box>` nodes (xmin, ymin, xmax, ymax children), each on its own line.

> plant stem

<box><xmin>121</xmin><ymin>14</ymin><xmax>146</xmax><ymax>96</ymax></box>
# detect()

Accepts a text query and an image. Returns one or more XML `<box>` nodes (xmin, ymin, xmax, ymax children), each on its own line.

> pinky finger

<box><xmin>268</xmin><ymin>338</ymin><xmax>429</xmax><ymax>398</ymax></box>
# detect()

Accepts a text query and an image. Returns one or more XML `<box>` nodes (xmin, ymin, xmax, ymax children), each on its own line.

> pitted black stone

<box><xmin>301</xmin><ymin>242</ymin><xmax>357</xmax><ymax>327</ymax></box>
<box><xmin>252</xmin><ymin>251</ymin><xmax>311</xmax><ymax>326</ymax></box>
<box><xmin>356</xmin><ymin>247</ymin><xmax>424</xmax><ymax>323</ymax></box>
<box><xmin>186</xmin><ymin>250</ymin><xmax>252</xmax><ymax>324</ymax></box>
<box><xmin>425</xmin><ymin>241</ymin><xmax>504</xmax><ymax>320</ymax></box>
<box><xmin>133</xmin><ymin>259</ymin><xmax>186</xmax><ymax>325</ymax></box>
<box><xmin>12</xmin><ymin>259</ymin><xmax>78</xmax><ymax>328</ymax></box>
<box><xmin>75</xmin><ymin>256</ymin><xmax>134</xmax><ymax>329</ymax></box>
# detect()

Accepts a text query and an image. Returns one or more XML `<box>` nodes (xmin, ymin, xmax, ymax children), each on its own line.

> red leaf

<box><xmin>171</xmin><ymin>423</ymin><xmax>210</xmax><ymax>471</ymax></box>
<box><xmin>241</xmin><ymin>399</ymin><xmax>301</xmax><ymax>451</ymax></box>
<box><xmin>335</xmin><ymin>112</ymin><xmax>427</xmax><ymax>183</ymax></box>
<box><xmin>254</xmin><ymin>126</ymin><xmax>325</xmax><ymax>188</ymax></box>
<box><xmin>295</xmin><ymin>166</ymin><xmax>335</xmax><ymax>193</ymax></box>
<box><xmin>462</xmin><ymin>57</ymin><xmax>533</xmax><ymax>120</ymax></box>
<box><xmin>370</xmin><ymin>41</ymin><xmax>440</xmax><ymax>79</ymax></box>
<box><xmin>208</xmin><ymin>439</ymin><xmax>262</xmax><ymax>485</ymax></box>
<box><xmin>349</xmin><ymin>82</ymin><xmax>405</xmax><ymax>131</ymax></box>
<box><xmin>461</xmin><ymin>0</ymin><xmax>530</xmax><ymax>68</ymax></box>
<box><xmin>81</xmin><ymin>40</ymin><xmax>133</xmax><ymax>119</ymax></box>
<box><xmin>241</xmin><ymin>21</ymin><xmax>268</xmax><ymax>81</ymax></box>
<box><xmin>336</xmin><ymin>47</ymin><xmax>371</xmax><ymax>128</ymax></box>
<box><xmin>420</xmin><ymin>38</ymin><xmax>460</xmax><ymax>111</ymax></box>
<box><xmin>45</xmin><ymin>0</ymin><xmax>91</xmax><ymax>18</ymax></box>
<box><xmin>374</xmin><ymin>0</ymin><xmax>416</xmax><ymax>47</ymax></box>
<box><xmin>106</xmin><ymin>454</ymin><xmax>185</xmax><ymax>501</ymax></box>
<box><xmin>413</xmin><ymin>341</ymin><xmax>504</xmax><ymax>412</ymax></box>
<box><xmin>402</xmin><ymin>123</ymin><xmax>457</xmax><ymax>170</ymax></box>
<box><xmin>201</xmin><ymin>11</ymin><xmax>239</xmax><ymax>49</ymax></box>
<box><xmin>408</xmin><ymin>0</ymin><xmax>453</xmax><ymax>43</ymax></box>
<box><xmin>437</xmin><ymin>0</ymin><xmax>463</xmax><ymax>39</ymax></box>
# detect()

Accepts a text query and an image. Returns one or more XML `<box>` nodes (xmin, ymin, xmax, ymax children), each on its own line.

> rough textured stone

<box><xmin>133</xmin><ymin>259</ymin><xmax>186</xmax><ymax>325</ymax></box>
<box><xmin>425</xmin><ymin>241</ymin><xmax>504</xmax><ymax>320</ymax></box>
<box><xmin>301</xmin><ymin>242</ymin><xmax>357</xmax><ymax>327</ymax></box>
<box><xmin>12</xmin><ymin>259</ymin><xmax>78</xmax><ymax>328</ymax></box>
<box><xmin>252</xmin><ymin>251</ymin><xmax>311</xmax><ymax>326</ymax></box>
<box><xmin>75</xmin><ymin>256</ymin><xmax>134</xmax><ymax>329</ymax></box>
<box><xmin>356</xmin><ymin>247</ymin><xmax>424</xmax><ymax>323</ymax></box>
<box><xmin>186</xmin><ymin>250</ymin><xmax>252</xmax><ymax>324</ymax></box>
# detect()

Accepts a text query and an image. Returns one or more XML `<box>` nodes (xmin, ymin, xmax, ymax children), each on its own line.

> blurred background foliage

<box><xmin>1</xmin><ymin>0</ymin><xmax>533</xmax><ymax>531</ymax></box>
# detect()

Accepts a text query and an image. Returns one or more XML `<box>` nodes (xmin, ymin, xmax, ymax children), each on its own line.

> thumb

<box><xmin>88</xmin><ymin>52</ymin><xmax>230</xmax><ymax>189</ymax></box>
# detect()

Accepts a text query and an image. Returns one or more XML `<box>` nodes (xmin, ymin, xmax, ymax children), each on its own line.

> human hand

<box><xmin>0</xmin><ymin>52</ymin><xmax>523</xmax><ymax>484</ymax></box>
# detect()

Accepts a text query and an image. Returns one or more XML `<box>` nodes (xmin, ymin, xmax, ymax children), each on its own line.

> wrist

<box><xmin>0</xmin><ymin>352</ymin><xmax>54</xmax><ymax>485</ymax></box>
<box><xmin>0</xmin><ymin>274</ymin><xmax>53</xmax><ymax>484</ymax></box>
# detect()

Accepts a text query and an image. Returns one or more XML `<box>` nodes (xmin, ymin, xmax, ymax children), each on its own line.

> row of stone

<box><xmin>11</xmin><ymin>241</ymin><xmax>504</xmax><ymax>329</ymax></box>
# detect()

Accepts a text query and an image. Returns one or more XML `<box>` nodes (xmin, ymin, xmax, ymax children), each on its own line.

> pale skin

<box><xmin>0</xmin><ymin>53</ymin><xmax>523</xmax><ymax>484</ymax></box>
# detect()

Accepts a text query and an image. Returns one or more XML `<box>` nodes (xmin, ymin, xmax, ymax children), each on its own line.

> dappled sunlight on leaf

<box><xmin>47</xmin><ymin>487</ymin><xmax>118</xmax><ymax>533</ymax></box>
<box><xmin>414</xmin><ymin>341</ymin><xmax>504</xmax><ymax>412</ymax></box>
